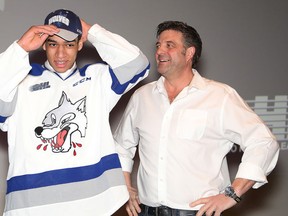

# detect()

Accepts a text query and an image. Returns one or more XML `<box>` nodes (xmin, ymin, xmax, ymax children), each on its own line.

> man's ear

<box><xmin>186</xmin><ymin>46</ymin><xmax>196</xmax><ymax>61</ymax></box>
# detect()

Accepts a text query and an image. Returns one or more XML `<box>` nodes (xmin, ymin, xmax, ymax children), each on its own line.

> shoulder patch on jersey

<box><xmin>29</xmin><ymin>63</ymin><xmax>46</xmax><ymax>76</ymax></box>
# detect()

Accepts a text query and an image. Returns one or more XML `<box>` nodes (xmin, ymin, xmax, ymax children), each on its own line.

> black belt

<box><xmin>140</xmin><ymin>204</ymin><xmax>201</xmax><ymax>216</ymax></box>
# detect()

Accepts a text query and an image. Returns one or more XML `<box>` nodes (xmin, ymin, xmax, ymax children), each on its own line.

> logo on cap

<box><xmin>48</xmin><ymin>15</ymin><xmax>70</xmax><ymax>26</ymax></box>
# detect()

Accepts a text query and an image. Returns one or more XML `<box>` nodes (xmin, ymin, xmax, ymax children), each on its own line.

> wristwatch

<box><xmin>223</xmin><ymin>186</ymin><xmax>242</xmax><ymax>203</ymax></box>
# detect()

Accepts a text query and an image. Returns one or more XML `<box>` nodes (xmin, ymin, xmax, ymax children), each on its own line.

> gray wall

<box><xmin>0</xmin><ymin>0</ymin><xmax>287</xmax><ymax>215</ymax></box>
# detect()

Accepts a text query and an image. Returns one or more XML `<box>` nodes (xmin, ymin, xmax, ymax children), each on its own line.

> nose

<box><xmin>56</xmin><ymin>45</ymin><xmax>66</xmax><ymax>58</ymax></box>
<box><xmin>156</xmin><ymin>45</ymin><xmax>166</xmax><ymax>56</ymax></box>
<box><xmin>156</xmin><ymin>48</ymin><xmax>165</xmax><ymax>61</ymax></box>
<box><xmin>35</xmin><ymin>126</ymin><xmax>43</xmax><ymax>136</ymax></box>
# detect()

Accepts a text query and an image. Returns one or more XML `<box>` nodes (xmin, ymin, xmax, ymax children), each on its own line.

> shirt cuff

<box><xmin>235</xmin><ymin>162</ymin><xmax>268</xmax><ymax>189</ymax></box>
<box><xmin>118</xmin><ymin>156</ymin><xmax>134</xmax><ymax>173</ymax></box>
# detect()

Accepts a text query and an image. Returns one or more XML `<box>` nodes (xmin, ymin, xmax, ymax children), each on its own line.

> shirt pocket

<box><xmin>176</xmin><ymin>109</ymin><xmax>207</xmax><ymax>140</ymax></box>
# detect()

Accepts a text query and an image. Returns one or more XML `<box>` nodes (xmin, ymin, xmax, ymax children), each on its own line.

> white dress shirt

<box><xmin>114</xmin><ymin>69</ymin><xmax>279</xmax><ymax>210</ymax></box>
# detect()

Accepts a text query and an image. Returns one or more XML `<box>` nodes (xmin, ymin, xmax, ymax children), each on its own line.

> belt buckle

<box><xmin>146</xmin><ymin>205</ymin><xmax>158</xmax><ymax>215</ymax></box>
<box><xmin>144</xmin><ymin>204</ymin><xmax>172</xmax><ymax>216</ymax></box>
<box><xmin>158</xmin><ymin>206</ymin><xmax>172</xmax><ymax>216</ymax></box>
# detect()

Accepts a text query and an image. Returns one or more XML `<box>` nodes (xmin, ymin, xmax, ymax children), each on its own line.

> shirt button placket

<box><xmin>158</xmin><ymin>107</ymin><xmax>173</xmax><ymax>205</ymax></box>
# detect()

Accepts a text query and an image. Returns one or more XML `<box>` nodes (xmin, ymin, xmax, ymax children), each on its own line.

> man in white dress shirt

<box><xmin>113</xmin><ymin>21</ymin><xmax>279</xmax><ymax>216</ymax></box>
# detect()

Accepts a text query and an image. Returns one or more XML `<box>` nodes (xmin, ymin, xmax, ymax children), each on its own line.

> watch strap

<box><xmin>223</xmin><ymin>186</ymin><xmax>242</xmax><ymax>203</ymax></box>
<box><xmin>231</xmin><ymin>193</ymin><xmax>242</xmax><ymax>203</ymax></box>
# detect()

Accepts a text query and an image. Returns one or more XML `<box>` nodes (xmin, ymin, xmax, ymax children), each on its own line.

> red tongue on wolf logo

<box><xmin>57</xmin><ymin>129</ymin><xmax>68</xmax><ymax>147</ymax></box>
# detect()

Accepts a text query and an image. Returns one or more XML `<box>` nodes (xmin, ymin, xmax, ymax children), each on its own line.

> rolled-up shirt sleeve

<box><xmin>222</xmin><ymin>89</ymin><xmax>280</xmax><ymax>188</ymax></box>
<box><xmin>114</xmin><ymin>94</ymin><xmax>139</xmax><ymax>172</ymax></box>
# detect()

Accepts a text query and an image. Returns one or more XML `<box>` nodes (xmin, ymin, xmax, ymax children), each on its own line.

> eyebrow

<box><xmin>156</xmin><ymin>40</ymin><xmax>175</xmax><ymax>45</ymax></box>
<box><xmin>46</xmin><ymin>38</ymin><xmax>77</xmax><ymax>43</ymax></box>
<box><xmin>46</xmin><ymin>38</ymin><xmax>57</xmax><ymax>43</ymax></box>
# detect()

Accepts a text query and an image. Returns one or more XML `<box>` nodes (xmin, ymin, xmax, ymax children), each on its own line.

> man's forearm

<box><xmin>231</xmin><ymin>178</ymin><xmax>255</xmax><ymax>197</ymax></box>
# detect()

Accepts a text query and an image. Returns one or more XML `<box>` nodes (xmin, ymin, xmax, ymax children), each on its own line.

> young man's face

<box><xmin>42</xmin><ymin>35</ymin><xmax>83</xmax><ymax>73</ymax></box>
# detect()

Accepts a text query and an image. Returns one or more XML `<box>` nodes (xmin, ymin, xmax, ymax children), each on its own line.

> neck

<box><xmin>44</xmin><ymin>61</ymin><xmax>77</xmax><ymax>74</ymax></box>
<box><xmin>164</xmin><ymin>70</ymin><xmax>193</xmax><ymax>103</ymax></box>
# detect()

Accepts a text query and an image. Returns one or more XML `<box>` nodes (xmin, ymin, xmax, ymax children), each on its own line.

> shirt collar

<box><xmin>44</xmin><ymin>61</ymin><xmax>77</xmax><ymax>79</ymax></box>
<box><xmin>188</xmin><ymin>69</ymin><xmax>207</xmax><ymax>90</ymax></box>
<box><xmin>154</xmin><ymin>69</ymin><xmax>207</xmax><ymax>93</ymax></box>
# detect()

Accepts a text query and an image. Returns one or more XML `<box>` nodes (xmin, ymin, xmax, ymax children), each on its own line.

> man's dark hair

<box><xmin>157</xmin><ymin>21</ymin><xmax>202</xmax><ymax>68</ymax></box>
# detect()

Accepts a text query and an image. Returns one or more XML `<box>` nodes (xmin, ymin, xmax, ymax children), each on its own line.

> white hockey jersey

<box><xmin>0</xmin><ymin>24</ymin><xmax>149</xmax><ymax>216</ymax></box>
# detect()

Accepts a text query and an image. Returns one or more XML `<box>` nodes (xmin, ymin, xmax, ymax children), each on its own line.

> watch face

<box><xmin>224</xmin><ymin>186</ymin><xmax>241</xmax><ymax>203</ymax></box>
<box><xmin>225</xmin><ymin>186</ymin><xmax>234</xmax><ymax>196</ymax></box>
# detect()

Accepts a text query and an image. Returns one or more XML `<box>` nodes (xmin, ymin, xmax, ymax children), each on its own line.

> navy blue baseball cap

<box><xmin>44</xmin><ymin>9</ymin><xmax>82</xmax><ymax>41</ymax></box>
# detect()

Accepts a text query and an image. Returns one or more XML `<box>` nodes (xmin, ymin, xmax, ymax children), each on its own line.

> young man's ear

<box><xmin>42</xmin><ymin>42</ymin><xmax>47</xmax><ymax>51</ymax></box>
<box><xmin>78</xmin><ymin>40</ymin><xmax>83</xmax><ymax>51</ymax></box>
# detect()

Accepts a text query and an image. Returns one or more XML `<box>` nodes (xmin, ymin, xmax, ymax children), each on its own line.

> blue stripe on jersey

<box><xmin>7</xmin><ymin>153</ymin><xmax>121</xmax><ymax>194</ymax></box>
<box><xmin>29</xmin><ymin>63</ymin><xmax>46</xmax><ymax>76</ymax></box>
<box><xmin>79</xmin><ymin>64</ymin><xmax>91</xmax><ymax>76</ymax></box>
<box><xmin>110</xmin><ymin>64</ymin><xmax>150</xmax><ymax>94</ymax></box>
<box><xmin>0</xmin><ymin>115</ymin><xmax>7</xmax><ymax>123</ymax></box>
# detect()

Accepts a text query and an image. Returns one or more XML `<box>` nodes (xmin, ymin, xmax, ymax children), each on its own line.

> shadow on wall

<box><xmin>0</xmin><ymin>131</ymin><xmax>7</xmax><ymax>150</ymax></box>
<box><xmin>0</xmin><ymin>131</ymin><xmax>8</xmax><ymax>215</ymax></box>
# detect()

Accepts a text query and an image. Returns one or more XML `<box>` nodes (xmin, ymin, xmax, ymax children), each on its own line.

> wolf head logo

<box><xmin>35</xmin><ymin>92</ymin><xmax>87</xmax><ymax>155</ymax></box>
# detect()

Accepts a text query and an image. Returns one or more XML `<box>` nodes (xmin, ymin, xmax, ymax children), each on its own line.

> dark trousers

<box><xmin>139</xmin><ymin>204</ymin><xmax>210</xmax><ymax>216</ymax></box>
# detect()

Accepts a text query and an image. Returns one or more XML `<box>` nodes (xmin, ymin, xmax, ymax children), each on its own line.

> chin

<box><xmin>54</xmin><ymin>66</ymin><xmax>69</xmax><ymax>73</ymax></box>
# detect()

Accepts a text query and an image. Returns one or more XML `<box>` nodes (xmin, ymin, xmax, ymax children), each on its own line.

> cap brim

<box><xmin>55</xmin><ymin>29</ymin><xmax>79</xmax><ymax>41</ymax></box>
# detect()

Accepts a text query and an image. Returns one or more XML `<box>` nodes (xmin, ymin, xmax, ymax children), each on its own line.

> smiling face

<box><xmin>155</xmin><ymin>30</ymin><xmax>194</xmax><ymax>79</ymax></box>
<box><xmin>42</xmin><ymin>35</ymin><xmax>83</xmax><ymax>73</ymax></box>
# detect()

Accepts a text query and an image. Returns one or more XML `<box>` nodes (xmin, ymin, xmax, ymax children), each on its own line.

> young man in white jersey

<box><xmin>0</xmin><ymin>9</ymin><xmax>149</xmax><ymax>216</ymax></box>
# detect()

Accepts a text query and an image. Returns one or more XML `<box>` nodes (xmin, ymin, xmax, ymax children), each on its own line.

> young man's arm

<box><xmin>86</xmin><ymin>22</ymin><xmax>149</xmax><ymax>91</ymax></box>
<box><xmin>17</xmin><ymin>25</ymin><xmax>59</xmax><ymax>52</ymax></box>
<box><xmin>0</xmin><ymin>25</ymin><xmax>59</xmax><ymax>130</ymax></box>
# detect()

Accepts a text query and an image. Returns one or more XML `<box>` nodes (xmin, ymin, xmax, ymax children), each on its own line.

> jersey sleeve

<box><xmin>0</xmin><ymin>42</ymin><xmax>31</xmax><ymax>130</ymax></box>
<box><xmin>87</xmin><ymin>24</ymin><xmax>150</xmax><ymax>94</ymax></box>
